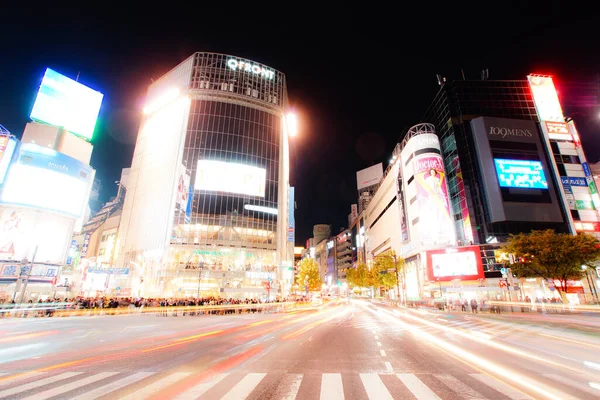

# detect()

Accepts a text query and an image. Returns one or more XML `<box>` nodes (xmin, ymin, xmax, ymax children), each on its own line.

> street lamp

<box><xmin>286</xmin><ymin>112</ymin><xmax>298</xmax><ymax>137</ymax></box>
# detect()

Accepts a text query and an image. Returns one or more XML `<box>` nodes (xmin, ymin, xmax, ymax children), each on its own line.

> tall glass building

<box><xmin>116</xmin><ymin>53</ymin><xmax>294</xmax><ymax>298</ymax></box>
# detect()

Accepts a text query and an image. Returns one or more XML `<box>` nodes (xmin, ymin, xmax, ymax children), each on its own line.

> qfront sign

<box><xmin>226</xmin><ymin>58</ymin><xmax>275</xmax><ymax>80</ymax></box>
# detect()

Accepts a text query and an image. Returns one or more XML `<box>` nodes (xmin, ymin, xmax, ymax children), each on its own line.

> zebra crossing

<box><xmin>0</xmin><ymin>369</ymin><xmax>559</xmax><ymax>399</ymax></box>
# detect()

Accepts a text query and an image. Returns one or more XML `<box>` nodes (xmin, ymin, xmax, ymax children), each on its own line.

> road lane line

<box><xmin>172</xmin><ymin>373</ymin><xmax>228</xmax><ymax>400</ymax></box>
<box><xmin>0</xmin><ymin>372</ymin><xmax>82</xmax><ymax>398</ymax></box>
<box><xmin>221</xmin><ymin>373</ymin><xmax>266</xmax><ymax>400</ymax></box>
<box><xmin>380</xmin><ymin>349</ymin><xmax>387</xmax><ymax>356</ymax></box>
<box><xmin>471</xmin><ymin>374</ymin><xmax>532</xmax><ymax>399</ymax></box>
<box><xmin>376</xmin><ymin>342</ymin><xmax>382</xmax><ymax>347</ymax></box>
<box><xmin>435</xmin><ymin>374</ymin><xmax>486</xmax><ymax>399</ymax></box>
<box><xmin>543</xmin><ymin>374</ymin><xmax>600</xmax><ymax>396</ymax></box>
<box><xmin>271</xmin><ymin>373</ymin><xmax>303</xmax><ymax>400</ymax></box>
<box><xmin>360</xmin><ymin>373</ymin><xmax>394</xmax><ymax>400</ymax></box>
<box><xmin>374</xmin><ymin>335</ymin><xmax>379</xmax><ymax>339</ymax></box>
<box><xmin>21</xmin><ymin>372</ymin><xmax>118</xmax><ymax>400</ymax></box>
<box><xmin>396</xmin><ymin>373</ymin><xmax>442</xmax><ymax>400</ymax></box>
<box><xmin>0</xmin><ymin>371</ymin><xmax>45</xmax><ymax>387</ymax></box>
<box><xmin>70</xmin><ymin>372</ymin><xmax>155</xmax><ymax>400</ymax></box>
<box><xmin>320</xmin><ymin>373</ymin><xmax>344</xmax><ymax>400</ymax></box>
<box><xmin>385</xmin><ymin>362</ymin><xmax>393</xmax><ymax>373</ymax></box>
<box><xmin>118</xmin><ymin>372</ymin><xmax>191</xmax><ymax>400</ymax></box>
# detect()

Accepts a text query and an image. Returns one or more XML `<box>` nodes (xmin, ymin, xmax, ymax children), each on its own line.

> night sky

<box><xmin>1</xmin><ymin>3</ymin><xmax>599</xmax><ymax>245</ymax></box>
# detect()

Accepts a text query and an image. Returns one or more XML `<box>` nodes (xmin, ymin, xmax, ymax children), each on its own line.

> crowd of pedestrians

<box><xmin>0</xmin><ymin>295</ymin><xmax>301</xmax><ymax>318</ymax></box>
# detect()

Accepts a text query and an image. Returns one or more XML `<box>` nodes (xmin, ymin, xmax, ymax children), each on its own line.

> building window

<box><xmin>411</xmin><ymin>217</ymin><xmax>419</xmax><ymax>225</ymax></box>
<box><xmin>99</xmin><ymin>248</ymin><xmax>106</xmax><ymax>256</ymax></box>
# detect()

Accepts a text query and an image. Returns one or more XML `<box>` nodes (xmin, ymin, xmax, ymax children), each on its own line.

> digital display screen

<box><xmin>195</xmin><ymin>160</ymin><xmax>266</xmax><ymax>197</ymax></box>
<box><xmin>30</xmin><ymin>68</ymin><xmax>103</xmax><ymax>141</ymax></box>
<box><xmin>494</xmin><ymin>159</ymin><xmax>548</xmax><ymax>189</ymax></box>
<box><xmin>431</xmin><ymin>251</ymin><xmax>479</xmax><ymax>278</ymax></box>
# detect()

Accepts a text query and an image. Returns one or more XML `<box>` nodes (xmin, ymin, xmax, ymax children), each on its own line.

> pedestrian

<box><xmin>470</xmin><ymin>299</ymin><xmax>478</xmax><ymax>313</ymax></box>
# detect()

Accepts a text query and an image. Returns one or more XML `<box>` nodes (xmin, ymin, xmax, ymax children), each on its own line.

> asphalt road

<box><xmin>0</xmin><ymin>299</ymin><xmax>599</xmax><ymax>399</ymax></box>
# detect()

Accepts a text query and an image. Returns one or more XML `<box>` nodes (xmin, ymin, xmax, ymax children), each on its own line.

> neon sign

<box><xmin>226</xmin><ymin>58</ymin><xmax>275</xmax><ymax>80</ymax></box>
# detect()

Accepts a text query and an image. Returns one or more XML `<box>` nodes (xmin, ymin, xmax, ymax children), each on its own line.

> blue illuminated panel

<box><xmin>494</xmin><ymin>159</ymin><xmax>548</xmax><ymax>189</ymax></box>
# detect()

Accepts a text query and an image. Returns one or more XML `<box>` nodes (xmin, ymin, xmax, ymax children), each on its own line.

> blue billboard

<box><xmin>494</xmin><ymin>159</ymin><xmax>548</xmax><ymax>189</ymax></box>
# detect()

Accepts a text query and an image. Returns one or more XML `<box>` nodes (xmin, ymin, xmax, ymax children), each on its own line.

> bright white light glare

<box><xmin>590</xmin><ymin>382</ymin><xmax>600</xmax><ymax>390</ymax></box>
<box><xmin>286</xmin><ymin>113</ymin><xmax>298</xmax><ymax>137</ymax></box>
<box><xmin>584</xmin><ymin>361</ymin><xmax>600</xmax><ymax>371</ymax></box>
<box><xmin>143</xmin><ymin>88</ymin><xmax>180</xmax><ymax>115</ymax></box>
<box><xmin>244</xmin><ymin>204</ymin><xmax>278</xmax><ymax>215</ymax></box>
<box><xmin>196</xmin><ymin>159</ymin><xmax>266</xmax><ymax>197</ymax></box>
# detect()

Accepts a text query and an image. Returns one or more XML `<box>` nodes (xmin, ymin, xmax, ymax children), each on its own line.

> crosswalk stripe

<box><xmin>360</xmin><ymin>373</ymin><xmax>393</xmax><ymax>400</ymax></box>
<box><xmin>70</xmin><ymin>372</ymin><xmax>155</xmax><ymax>400</ymax></box>
<box><xmin>117</xmin><ymin>372</ymin><xmax>191</xmax><ymax>400</ymax></box>
<box><xmin>320</xmin><ymin>373</ymin><xmax>344</xmax><ymax>400</ymax></box>
<box><xmin>172</xmin><ymin>373</ymin><xmax>228</xmax><ymax>400</ymax></box>
<box><xmin>20</xmin><ymin>372</ymin><xmax>119</xmax><ymax>400</ymax></box>
<box><xmin>0</xmin><ymin>372</ymin><xmax>82</xmax><ymax>398</ymax></box>
<box><xmin>471</xmin><ymin>374</ymin><xmax>532</xmax><ymax>400</ymax></box>
<box><xmin>435</xmin><ymin>374</ymin><xmax>486</xmax><ymax>400</ymax></box>
<box><xmin>221</xmin><ymin>373</ymin><xmax>266</xmax><ymax>400</ymax></box>
<box><xmin>0</xmin><ymin>372</ymin><xmax>46</xmax><ymax>388</ymax></box>
<box><xmin>397</xmin><ymin>373</ymin><xmax>442</xmax><ymax>400</ymax></box>
<box><xmin>543</xmin><ymin>373</ymin><xmax>600</xmax><ymax>396</ymax></box>
<box><xmin>271</xmin><ymin>373</ymin><xmax>303</xmax><ymax>400</ymax></box>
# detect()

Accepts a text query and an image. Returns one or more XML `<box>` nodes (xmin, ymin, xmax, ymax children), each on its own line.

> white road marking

<box><xmin>589</xmin><ymin>382</ymin><xmax>600</xmax><ymax>390</ymax></box>
<box><xmin>471</xmin><ymin>374</ymin><xmax>532</xmax><ymax>399</ymax></box>
<box><xmin>380</xmin><ymin>349</ymin><xmax>387</xmax><ymax>356</ymax></box>
<box><xmin>584</xmin><ymin>361</ymin><xmax>600</xmax><ymax>371</ymax></box>
<box><xmin>374</xmin><ymin>335</ymin><xmax>379</xmax><ymax>339</ymax></box>
<box><xmin>397</xmin><ymin>373</ymin><xmax>442</xmax><ymax>400</ymax></box>
<box><xmin>21</xmin><ymin>372</ymin><xmax>118</xmax><ymax>400</ymax></box>
<box><xmin>272</xmin><ymin>373</ymin><xmax>303</xmax><ymax>400</ymax></box>
<box><xmin>360</xmin><ymin>373</ymin><xmax>394</xmax><ymax>400</ymax></box>
<box><xmin>320</xmin><ymin>373</ymin><xmax>344</xmax><ymax>400</ymax></box>
<box><xmin>435</xmin><ymin>374</ymin><xmax>486</xmax><ymax>399</ymax></box>
<box><xmin>118</xmin><ymin>372</ymin><xmax>191</xmax><ymax>399</ymax></box>
<box><xmin>0</xmin><ymin>372</ymin><xmax>82</xmax><ymax>398</ymax></box>
<box><xmin>71</xmin><ymin>372</ymin><xmax>155</xmax><ymax>400</ymax></box>
<box><xmin>221</xmin><ymin>373</ymin><xmax>266</xmax><ymax>400</ymax></box>
<box><xmin>543</xmin><ymin>374</ymin><xmax>600</xmax><ymax>396</ymax></box>
<box><xmin>173</xmin><ymin>373</ymin><xmax>228</xmax><ymax>400</ymax></box>
<box><xmin>384</xmin><ymin>362</ymin><xmax>393</xmax><ymax>373</ymax></box>
<box><xmin>0</xmin><ymin>371</ymin><xmax>46</xmax><ymax>388</ymax></box>
<box><xmin>376</xmin><ymin>342</ymin><xmax>382</xmax><ymax>347</ymax></box>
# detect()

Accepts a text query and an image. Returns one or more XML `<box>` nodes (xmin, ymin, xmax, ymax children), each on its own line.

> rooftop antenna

<box><xmin>75</xmin><ymin>71</ymin><xmax>80</xmax><ymax>82</ymax></box>
<box><xmin>436</xmin><ymin>74</ymin><xmax>447</xmax><ymax>86</ymax></box>
<box><xmin>461</xmin><ymin>69</ymin><xmax>466</xmax><ymax>80</ymax></box>
<box><xmin>481</xmin><ymin>69</ymin><xmax>489</xmax><ymax>80</ymax></box>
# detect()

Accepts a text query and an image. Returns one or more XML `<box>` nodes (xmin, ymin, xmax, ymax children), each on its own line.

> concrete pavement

<box><xmin>0</xmin><ymin>299</ymin><xmax>599</xmax><ymax>399</ymax></box>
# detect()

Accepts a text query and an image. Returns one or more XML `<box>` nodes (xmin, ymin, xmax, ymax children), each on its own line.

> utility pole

<box><xmin>19</xmin><ymin>246</ymin><xmax>38</xmax><ymax>304</ymax></box>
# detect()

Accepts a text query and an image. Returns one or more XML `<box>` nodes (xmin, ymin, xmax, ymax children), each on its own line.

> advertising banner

<box><xmin>561</xmin><ymin>176</ymin><xmax>587</xmax><ymax>187</ymax></box>
<box><xmin>356</xmin><ymin>163</ymin><xmax>384</xmax><ymax>190</ymax></box>
<box><xmin>195</xmin><ymin>160</ymin><xmax>266</xmax><ymax>197</ymax></box>
<box><xmin>288</xmin><ymin>186</ymin><xmax>295</xmax><ymax>243</ymax></box>
<box><xmin>396</xmin><ymin>169</ymin><xmax>409</xmax><ymax>242</ymax></box>
<box><xmin>176</xmin><ymin>165</ymin><xmax>190</xmax><ymax>211</ymax></box>
<box><xmin>413</xmin><ymin>155</ymin><xmax>454</xmax><ymax>246</ymax></box>
<box><xmin>576</xmin><ymin>200</ymin><xmax>595</xmax><ymax>210</ymax></box>
<box><xmin>80</xmin><ymin>233</ymin><xmax>91</xmax><ymax>258</ymax></box>
<box><xmin>426</xmin><ymin>245</ymin><xmax>485</xmax><ymax>282</ymax></box>
<box><xmin>527</xmin><ymin>75</ymin><xmax>565</xmax><ymax>122</ymax></box>
<box><xmin>452</xmin><ymin>156</ymin><xmax>474</xmax><ymax>244</ymax></box>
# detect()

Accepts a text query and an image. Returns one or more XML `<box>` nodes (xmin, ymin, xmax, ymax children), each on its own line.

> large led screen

<box><xmin>494</xmin><ymin>159</ymin><xmax>548</xmax><ymax>189</ymax></box>
<box><xmin>195</xmin><ymin>160</ymin><xmax>266</xmax><ymax>197</ymax></box>
<box><xmin>426</xmin><ymin>246</ymin><xmax>484</xmax><ymax>281</ymax></box>
<box><xmin>30</xmin><ymin>68</ymin><xmax>104</xmax><ymax>141</ymax></box>
<box><xmin>0</xmin><ymin>144</ymin><xmax>93</xmax><ymax>217</ymax></box>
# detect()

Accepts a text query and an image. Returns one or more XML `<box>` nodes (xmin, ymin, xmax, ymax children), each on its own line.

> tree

<box><xmin>373</xmin><ymin>251</ymin><xmax>404</xmax><ymax>295</ymax></box>
<box><xmin>502</xmin><ymin>230</ymin><xmax>600</xmax><ymax>298</ymax></box>
<box><xmin>295</xmin><ymin>258</ymin><xmax>323</xmax><ymax>292</ymax></box>
<box><xmin>346</xmin><ymin>263</ymin><xmax>370</xmax><ymax>288</ymax></box>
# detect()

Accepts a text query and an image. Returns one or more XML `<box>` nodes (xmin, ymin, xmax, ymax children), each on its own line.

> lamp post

<box><xmin>435</xmin><ymin>265</ymin><xmax>442</xmax><ymax>299</ymax></box>
<box><xmin>392</xmin><ymin>254</ymin><xmax>401</xmax><ymax>303</ymax></box>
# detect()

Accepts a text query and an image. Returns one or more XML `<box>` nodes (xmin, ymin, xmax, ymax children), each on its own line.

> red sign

<box><xmin>425</xmin><ymin>245</ymin><xmax>485</xmax><ymax>282</ymax></box>
<box><xmin>544</xmin><ymin>121</ymin><xmax>568</xmax><ymax>134</ymax></box>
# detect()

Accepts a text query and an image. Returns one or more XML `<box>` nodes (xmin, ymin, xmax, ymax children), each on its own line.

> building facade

<box><xmin>116</xmin><ymin>53</ymin><xmax>293</xmax><ymax>298</ymax></box>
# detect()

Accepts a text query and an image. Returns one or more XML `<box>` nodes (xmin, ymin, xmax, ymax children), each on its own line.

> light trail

<box><xmin>356</xmin><ymin>301</ymin><xmax>576</xmax><ymax>400</ymax></box>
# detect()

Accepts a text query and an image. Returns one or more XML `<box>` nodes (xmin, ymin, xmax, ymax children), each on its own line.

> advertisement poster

<box><xmin>414</xmin><ymin>155</ymin><xmax>455</xmax><ymax>245</ymax></box>
<box><xmin>452</xmin><ymin>157</ymin><xmax>474</xmax><ymax>244</ymax></box>
<box><xmin>175</xmin><ymin>165</ymin><xmax>190</xmax><ymax>211</ymax></box>
<box><xmin>396</xmin><ymin>173</ymin><xmax>409</xmax><ymax>242</ymax></box>
<box><xmin>426</xmin><ymin>246</ymin><xmax>484</xmax><ymax>281</ymax></box>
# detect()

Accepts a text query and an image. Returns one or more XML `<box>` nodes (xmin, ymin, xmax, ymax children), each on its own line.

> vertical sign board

<box><xmin>80</xmin><ymin>233</ymin><xmax>91</xmax><ymax>258</ymax></box>
<box><xmin>287</xmin><ymin>186</ymin><xmax>295</xmax><ymax>243</ymax></box>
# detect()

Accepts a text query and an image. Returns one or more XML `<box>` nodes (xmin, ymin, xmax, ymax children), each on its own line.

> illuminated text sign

<box><xmin>227</xmin><ymin>58</ymin><xmax>275</xmax><ymax>80</ymax></box>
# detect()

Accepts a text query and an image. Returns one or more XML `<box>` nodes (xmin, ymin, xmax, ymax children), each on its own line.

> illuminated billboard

<box><xmin>30</xmin><ymin>68</ymin><xmax>104</xmax><ymax>141</ymax></box>
<box><xmin>527</xmin><ymin>75</ymin><xmax>564</xmax><ymax>122</ymax></box>
<box><xmin>426</xmin><ymin>246</ymin><xmax>484</xmax><ymax>281</ymax></box>
<box><xmin>195</xmin><ymin>160</ymin><xmax>266</xmax><ymax>197</ymax></box>
<box><xmin>0</xmin><ymin>144</ymin><xmax>94</xmax><ymax>217</ymax></box>
<box><xmin>0</xmin><ymin>137</ymin><xmax>17</xmax><ymax>185</ymax></box>
<box><xmin>0</xmin><ymin>206</ymin><xmax>75</xmax><ymax>264</ymax></box>
<box><xmin>494</xmin><ymin>159</ymin><xmax>548</xmax><ymax>189</ymax></box>
<box><xmin>413</xmin><ymin>155</ymin><xmax>455</xmax><ymax>245</ymax></box>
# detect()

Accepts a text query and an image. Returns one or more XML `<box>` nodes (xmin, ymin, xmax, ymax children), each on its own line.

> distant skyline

<box><xmin>1</xmin><ymin>3</ymin><xmax>599</xmax><ymax>244</ymax></box>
